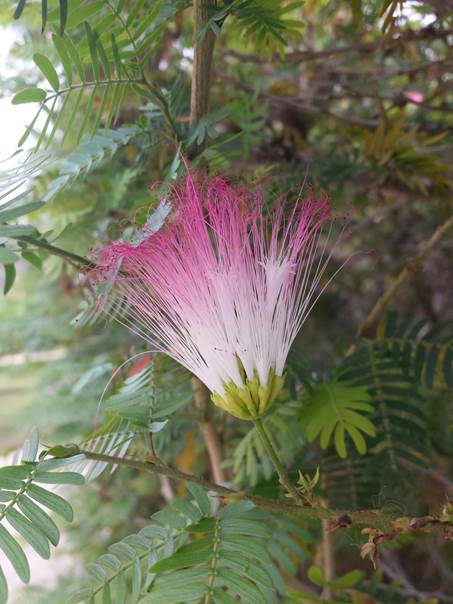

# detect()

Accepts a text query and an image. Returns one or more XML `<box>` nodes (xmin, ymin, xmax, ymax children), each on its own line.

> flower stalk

<box><xmin>252</xmin><ymin>417</ymin><xmax>304</xmax><ymax>503</ymax></box>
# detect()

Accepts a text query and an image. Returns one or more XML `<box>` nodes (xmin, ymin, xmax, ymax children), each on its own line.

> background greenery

<box><xmin>0</xmin><ymin>0</ymin><xmax>452</xmax><ymax>603</ymax></box>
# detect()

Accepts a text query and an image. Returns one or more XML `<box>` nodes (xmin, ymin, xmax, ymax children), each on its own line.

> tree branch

<box><xmin>358</xmin><ymin>213</ymin><xmax>453</xmax><ymax>338</ymax></box>
<box><xmin>224</xmin><ymin>27</ymin><xmax>453</xmax><ymax>64</ymax></box>
<box><xmin>78</xmin><ymin>448</ymin><xmax>402</xmax><ymax>527</ymax></box>
<box><xmin>14</xmin><ymin>235</ymin><xmax>95</xmax><ymax>270</ymax></box>
<box><xmin>192</xmin><ymin>377</ymin><xmax>225</xmax><ymax>484</ymax></box>
<box><xmin>190</xmin><ymin>0</ymin><xmax>217</xmax><ymax>138</ymax></box>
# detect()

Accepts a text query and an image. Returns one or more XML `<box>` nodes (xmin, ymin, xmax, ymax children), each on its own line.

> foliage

<box><xmin>71</xmin><ymin>489</ymin><xmax>316</xmax><ymax>604</ymax></box>
<box><xmin>300</xmin><ymin>381</ymin><xmax>375</xmax><ymax>459</ymax></box>
<box><xmin>0</xmin><ymin>429</ymin><xmax>83</xmax><ymax>604</ymax></box>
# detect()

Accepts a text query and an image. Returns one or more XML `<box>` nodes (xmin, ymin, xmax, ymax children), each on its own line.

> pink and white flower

<box><xmin>91</xmin><ymin>172</ymin><xmax>336</xmax><ymax>420</ymax></box>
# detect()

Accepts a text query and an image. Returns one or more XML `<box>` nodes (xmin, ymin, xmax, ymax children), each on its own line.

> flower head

<box><xmin>90</xmin><ymin>172</ymin><xmax>334</xmax><ymax>420</ymax></box>
<box><xmin>405</xmin><ymin>90</ymin><xmax>424</xmax><ymax>104</ymax></box>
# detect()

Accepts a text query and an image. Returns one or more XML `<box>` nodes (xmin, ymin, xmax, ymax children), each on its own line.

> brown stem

<box><xmin>321</xmin><ymin>512</ymin><xmax>335</xmax><ymax>598</ymax></box>
<box><xmin>189</xmin><ymin>0</ymin><xmax>217</xmax><ymax>148</ymax></box>
<box><xmin>15</xmin><ymin>236</ymin><xmax>95</xmax><ymax>269</ymax></box>
<box><xmin>223</xmin><ymin>27</ymin><xmax>453</xmax><ymax>65</ymax></box>
<box><xmin>192</xmin><ymin>377</ymin><xmax>225</xmax><ymax>484</ymax></box>
<box><xmin>358</xmin><ymin>214</ymin><xmax>453</xmax><ymax>339</ymax></box>
<box><xmin>78</xmin><ymin>448</ymin><xmax>398</xmax><ymax>526</ymax></box>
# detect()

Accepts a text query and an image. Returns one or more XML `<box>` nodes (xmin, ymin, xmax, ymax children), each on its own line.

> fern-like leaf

<box><xmin>72</xmin><ymin>487</ymin><xmax>307</xmax><ymax>603</ymax></box>
<box><xmin>376</xmin><ymin>313</ymin><xmax>453</xmax><ymax>389</ymax></box>
<box><xmin>300</xmin><ymin>381</ymin><xmax>376</xmax><ymax>459</ymax></box>
<box><xmin>0</xmin><ymin>430</ymin><xmax>83</xmax><ymax>602</ymax></box>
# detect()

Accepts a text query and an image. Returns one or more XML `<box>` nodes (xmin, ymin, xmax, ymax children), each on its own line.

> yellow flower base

<box><xmin>211</xmin><ymin>368</ymin><xmax>284</xmax><ymax>420</ymax></box>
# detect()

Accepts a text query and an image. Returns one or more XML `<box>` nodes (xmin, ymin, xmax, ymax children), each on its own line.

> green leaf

<box><xmin>0</xmin><ymin>492</ymin><xmax>15</xmax><ymax>503</ymax></box>
<box><xmin>87</xmin><ymin>563</ymin><xmax>107</xmax><ymax>583</ymax></box>
<box><xmin>0</xmin><ymin>566</ymin><xmax>7</xmax><ymax>604</ymax></box>
<box><xmin>102</xmin><ymin>583</ymin><xmax>112</xmax><ymax>604</ymax></box>
<box><xmin>345</xmin><ymin>424</ymin><xmax>366</xmax><ymax>455</ymax></box>
<box><xmin>334</xmin><ymin>424</ymin><xmax>347</xmax><ymax>459</ymax></box>
<box><xmin>17</xmin><ymin>496</ymin><xmax>60</xmax><ymax>546</ymax></box>
<box><xmin>0</xmin><ymin>201</ymin><xmax>44</xmax><ymax>222</ymax></box>
<box><xmin>0</xmin><ymin>524</ymin><xmax>30</xmax><ymax>583</ymax></box>
<box><xmin>141</xmin><ymin>586</ymin><xmax>206</xmax><ymax>603</ymax></box>
<box><xmin>52</xmin><ymin>33</ymin><xmax>73</xmax><ymax>86</ymax></box>
<box><xmin>111</xmin><ymin>34</ymin><xmax>123</xmax><ymax>77</ymax></box>
<box><xmin>185</xmin><ymin>518</ymin><xmax>216</xmax><ymax>533</ymax></box>
<box><xmin>0</xmin><ymin>249</ymin><xmax>19</xmax><ymax>265</ymax></box>
<box><xmin>27</xmin><ymin>483</ymin><xmax>74</xmax><ymax>522</ymax></box>
<box><xmin>13</xmin><ymin>0</ymin><xmax>27</xmax><ymax>19</ymax></box>
<box><xmin>22</xmin><ymin>426</ymin><xmax>40</xmax><ymax>462</ymax></box>
<box><xmin>216</xmin><ymin>569</ymin><xmax>263</xmax><ymax>604</ymax></box>
<box><xmin>12</xmin><ymin>88</ymin><xmax>47</xmax><ymax>105</ymax></box>
<box><xmin>96</xmin><ymin>37</ymin><xmax>111</xmax><ymax>79</ymax></box>
<box><xmin>116</xmin><ymin>569</ymin><xmax>127</xmax><ymax>602</ymax></box>
<box><xmin>85</xmin><ymin>22</ymin><xmax>100</xmax><ymax>81</ymax></box>
<box><xmin>0</xmin><ymin>466</ymin><xmax>32</xmax><ymax>481</ymax></box>
<box><xmin>66</xmin><ymin>587</ymin><xmax>93</xmax><ymax>604</ymax></box>
<box><xmin>187</xmin><ymin>482</ymin><xmax>212</xmax><ymax>516</ymax></box>
<box><xmin>18</xmin><ymin>109</ymin><xmax>42</xmax><ymax>147</ymax></box>
<box><xmin>330</xmin><ymin>569</ymin><xmax>364</xmax><ymax>588</ymax></box>
<box><xmin>131</xmin><ymin>557</ymin><xmax>141</xmax><ymax>603</ymax></box>
<box><xmin>41</xmin><ymin>0</ymin><xmax>48</xmax><ymax>31</ymax></box>
<box><xmin>60</xmin><ymin>0</ymin><xmax>68</xmax><ymax>35</ymax></box>
<box><xmin>62</xmin><ymin>36</ymin><xmax>85</xmax><ymax>82</ymax></box>
<box><xmin>21</xmin><ymin>251</ymin><xmax>42</xmax><ymax>270</ymax></box>
<box><xmin>307</xmin><ymin>565</ymin><xmax>325</xmax><ymax>587</ymax></box>
<box><xmin>301</xmin><ymin>382</ymin><xmax>374</xmax><ymax>457</ymax></box>
<box><xmin>0</xmin><ymin>477</ymin><xmax>23</xmax><ymax>490</ymax></box>
<box><xmin>34</xmin><ymin>53</ymin><xmax>60</xmax><ymax>92</ymax></box>
<box><xmin>66</xmin><ymin>0</ymin><xmax>104</xmax><ymax>29</ymax></box>
<box><xmin>3</xmin><ymin>264</ymin><xmax>16</xmax><ymax>295</ymax></box>
<box><xmin>34</xmin><ymin>470</ymin><xmax>85</xmax><ymax>485</ymax></box>
<box><xmin>45</xmin><ymin>444</ymin><xmax>80</xmax><ymax>458</ymax></box>
<box><xmin>0</xmin><ymin>225</ymin><xmax>35</xmax><ymax>237</ymax></box>
<box><xmin>150</xmin><ymin>538</ymin><xmax>213</xmax><ymax>572</ymax></box>
<box><xmin>6</xmin><ymin>508</ymin><xmax>50</xmax><ymax>559</ymax></box>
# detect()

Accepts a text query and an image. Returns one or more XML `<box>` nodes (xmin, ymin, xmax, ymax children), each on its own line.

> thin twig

<box><xmin>321</xmin><ymin>496</ymin><xmax>336</xmax><ymax>598</ymax></box>
<box><xmin>358</xmin><ymin>213</ymin><xmax>453</xmax><ymax>338</ymax></box>
<box><xmin>14</xmin><ymin>235</ymin><xmax>95</xmax><ymax>269</ymax></box>
<box><xmin>192</xmin><ymin>378</ymin><xmax>225</xmax><ymax>484</ymax></box>
<box><xmin>378</xmin><ymin>550</ymin><xmax>453</xmax><ymax>603</ymax></box>
<box><xmin>216</xmin><ymin>73</ymin><xmax>378</xmax><ymax>128</ymax></box>
<box><xmin>78</xmin><ymin>448</ymin><xmax>398</xmax><ymax>526</ymax></box>
<box><xmin>223</xmin><ymin>27</ymin><xmax>453</xmax><ymax>65</ymax></box>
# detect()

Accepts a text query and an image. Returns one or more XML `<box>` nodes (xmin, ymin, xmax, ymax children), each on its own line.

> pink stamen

<box><xmin>90</xmin><ymin>172</ymin><xmax>333</xmax><ymax>398</ymax></box>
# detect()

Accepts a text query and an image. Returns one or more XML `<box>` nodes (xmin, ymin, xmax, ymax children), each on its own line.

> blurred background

<box><xmin>0</xmin><ymin>1</ymin><xmax>452</xmax><ymax>602</ymax></box>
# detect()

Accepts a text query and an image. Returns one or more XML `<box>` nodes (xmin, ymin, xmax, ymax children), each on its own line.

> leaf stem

<box><xmin>14</xmin><ymin>236</ymin><xmax>95</xmax><ymax>269</ymax></box>
<box><xmin>252</xmin><ymin>417</ymin><xmax>303</xmax><ymax>503</ymax></box>
<box><xmin>41</xmin><ymin>78</ymin><xmax>145</xmax><ymax>104</ymax></box>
